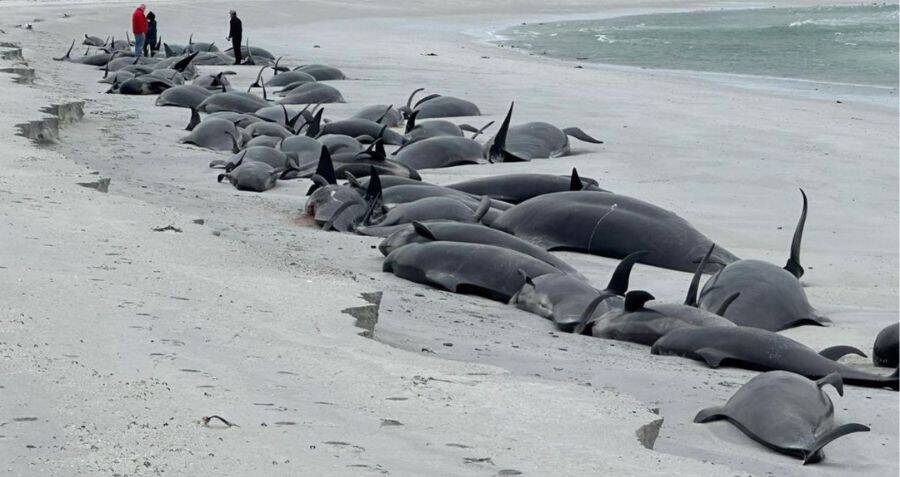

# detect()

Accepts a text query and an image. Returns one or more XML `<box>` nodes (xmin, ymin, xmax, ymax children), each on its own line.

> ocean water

<box><xmin>499</xmin><ymin>5</ymin><xmax>899</xmax><ymax>87</ymax></box>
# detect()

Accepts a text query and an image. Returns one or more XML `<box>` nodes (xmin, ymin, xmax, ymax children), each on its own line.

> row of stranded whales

<box><xmin>54</xmin><ymin>30</ymin><xmax>896</xmax><ymax>467</ymax></box>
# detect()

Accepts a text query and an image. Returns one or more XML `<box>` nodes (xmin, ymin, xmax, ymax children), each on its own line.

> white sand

<box><xmin>0</xmin><ymin>0</ymin><xmax>896</xmax><ymax>475</ymax></box>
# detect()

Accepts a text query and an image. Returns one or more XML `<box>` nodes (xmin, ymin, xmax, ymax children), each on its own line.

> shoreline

<box><xmin>0</xmin><ymin>0</ymin><xmax>897</xmax><ymax>475</ymax></box>
<box><xmin>474</xmin><ymin>5</ymin><xmax>899</xmax><ymax>108</ymax></box>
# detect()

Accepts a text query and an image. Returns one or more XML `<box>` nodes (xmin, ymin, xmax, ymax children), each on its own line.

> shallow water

<box><xmin>500</xmin><ymin>4</ymin><xmax>899</xmax><ymax>87</ymax></box>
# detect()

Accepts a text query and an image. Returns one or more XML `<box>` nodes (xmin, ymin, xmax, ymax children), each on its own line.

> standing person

<box><xmin>143</xmin><ymin>11</ymin><xmax>158</xmax><ymax>57</ymax></box>
<box><xmin>132</xmin><ymin>4</ymin><xmax>148</xmax><ymax>58</ymax></box>
<box><xmin>227</xmin><ymin>10</ymin><xmax>242</xmax><ymax>65</ymax></box>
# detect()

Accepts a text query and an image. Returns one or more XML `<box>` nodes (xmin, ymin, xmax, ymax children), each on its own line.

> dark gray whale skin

<box><xmin>408</xmin><ymin>96</ymin><xmax>480</xmax><ymax>119</ymax></box>
<box><xmin>217</xmin><ymin>162</ymin><xmax>279</xmax><ymax>193</ymax></box>
<box><xmin>383</xmin><ymin>242</ymin><xmax>559</xmax><ymax>303</ymax></box>
<box><xmin>587</xmin><ymin>291</ymin><xmax>735</xmax><ymax>346</ymax></box>
<box><xmin>446</xmin><ymin>171</ymin><xmax>601</xmax><ymax>204</ymax></box>
<box><xmin>492</xmin><ymin>191</ymin><xmax>738</xmax><ymax>273</ymax></box>
<box><xmin>511</xmin><ymin>251</ymin><xmax>645</xmax><ymax>332</ymax></box>
<box><xmin>378</xmin><ymin>221</ymin><xmax>581</xmax><ymax>277</ymax></box>
<box><xmin>651</xmin><ymin>326</ymin><xmax>899</xmax><ymax>391</ymax></box>
<box><xmin>694</xmin><ymin>370</ymin><xmax>869</xmax><ymax>464</ymax></box>
<box><xmin>320</xmin><ymin>119</ymin><xmax>404</xmax><ymax>145</ymax></box>
<box><xmin>698</xmin><ymin>259</ymin><xmax>828</xmax><ymax>331</ymax></box>
<box><xmin>698</xmin><ymin>189</ymin><xmax>828</xmax><ymax>331</ymax></box>
<box><xmin>873</xmin><ymin>323</ymin><xmax>899</xmax><ymax>368</ymax></box>
<box><xmin>393</xmin><ymin>136</ymin><xmax>485</xmax><ymax>170</ymax></box>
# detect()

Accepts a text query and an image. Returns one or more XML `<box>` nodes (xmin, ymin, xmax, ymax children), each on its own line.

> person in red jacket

<box><xmin>132</xmin><ymin>4</ymin><xmax>148</xmax><ymax>57</ymax></box>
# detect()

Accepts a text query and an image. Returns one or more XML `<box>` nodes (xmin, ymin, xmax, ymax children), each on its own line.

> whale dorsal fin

<box><xmin>686</xmin><ymin>244</ymin><xmax>716</xmax><ymax>306</ymax></box>
<box><xmin>604</xmin><ymin>250</ymin><xmax>648</xmax><ymax>295</ymax></box>
<box><xmin>624</xmin><ymin>290</ymin><xmax>654</xmax><ymax>312</ymax></box>
<box><xmin>570</xmin><ymin>168</ymin><xmax>583</xmax><ymax>191</ymax></box>
<box><xmin>314</xmin><ymin>146</ymin><xmax>336</xmax><ymax>185</ymax></box>
<box><xmin>488</xmin><ymin>102</ymin><xmax>514</xmax><ymax>163</ymax></box>
<box><xmin>404</xmin><ymin>109</ymin><xmax>418</xmax><ymax>134</ymax></box>
<box><xmin>360</xmin><ymin>168</ymin><xmax>385</xmax><ymax>226</ymax></box>
<box><xmin>304</xmin><ymin>107</ymin><xmax>323</xmax><ymax>138</ymax></box>
<box><xmin>784</xmin><ymin>188</ymin><xmax>808</xmax><ymax>279</ymax></box>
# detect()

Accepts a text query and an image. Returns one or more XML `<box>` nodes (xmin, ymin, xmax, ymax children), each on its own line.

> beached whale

<box><xmin>383</xmin><ymin>242</ymin><xmax>560</xmax><ymax>302</ymax></box>
<box><xmin>695</xmin><ymin>371</ymin><xmax>869</xmax><ymax>464</ymax></box>
<box><xmin>651</xmin><ymin>326</ymin><xmax>899</xmax><ymax>390</ymax></box>
<box><xmin>198</xmin><ymin>91</ymin><xmax>269</xmax><ymax>114</ymax></box>
<box><xmin>108</xmin><ymin>76</ymin><xmax>173</xmax><ymax>95</ymax></box>
<box><xmin>446</xmin><ymin>169</ymin><xmax>601</xmax><ymax>204</ymax></box>
<box><xmin>492</xmin><ymin>191</ymin><xmax>737</xmax><ymax>273</ymax></box>
<box><xmin>265</xmin><ymin>70</ymin><xmax>317</xmax><ymax>88</ymax></box>
<box><xmin>278</xmin><ymin>83</ymin><xmax>345</xmax><ymax>104</ymax></box>
<box><xmin>357</xmin><ymin>196</ymin><xmax>493</xmax><ymax>238</ymax></box>
<box><xmin>378</xmin><ymin>221</ymin><xmax>580</xmax><ymax>277</ymax></box>
<box><xmin>698</xmin><ymin>190</ymin><xmax>829</xmax><ymax>331</ymax></box>
<box><xmin>83</xmin><ymin>34</ymin><xmax>107</xmax><ymax>47</ymax></box>
<box><xmin>155</xmin><ymin>84</ymin><xmax>211</xmax><ymax>109</ymax></box>
<box><xmin>511</xmin><ymin>251</ymin><xmax>645</xmax><ymax>332</ymax></box>
<box><xmin>352</xmin><ymin>104</ymin><xmax>403</xmax><ymax>127</ymax></box>
<box><xmin>392</xmin><ymin>136</ymin><xmax>486</xmax><ymax>170</ymax></box>
<box><xmin>575</xmin><ymin>245</ymin><xmax>738</xmax><ymax>341</ymax></box>
<box><xmin>400</xmin><ymin>88</ymin><xmax>480</xmax><ymax>119</ymax></box>
<box><xmin>484</xmin><ymin>103</ymin><xmax>602</xmax><ymax>162</ymax></box>
<box><xmin>217</xmin><ymin>157</ymin><xmax>280</xmax><ymax>193</ymax></box>
<box><xmin>192</xmin><ymin>71</ymin><xmax>235</xmax><ymax>92</ymax></box>
<box><xmin>319</xmin><ymin>118</ymin><xmax>404</xmax><ymax>145</ymax></box>
<box><xmin>873</xmin><ymin>323</ymin><xmax>899</xmax><ymax>367</ymax></box>
<box><xmin>179</xmin><ymin>117</ymin><xmax>241</xmax><ymax>151</ymax></box>
<box><xmin>210</xmin><ymin>145</ymin><xmax>291</xmax><ymax>172</ymax></box>
<box><xmin>293</xmin><ymin>64</ymin><xmax>346</xmax><ymax>81</ymax></box>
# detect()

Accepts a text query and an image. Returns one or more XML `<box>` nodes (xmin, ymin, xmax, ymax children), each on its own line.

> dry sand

<box><xmin>0</xmin><ymin>0</ymin><xmax>897</xmax><ymax>475</ymax></box>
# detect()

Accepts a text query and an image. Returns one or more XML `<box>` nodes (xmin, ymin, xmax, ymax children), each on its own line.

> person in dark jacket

<box><xmin>143</xmin><ymin>11</ymin><xmax>158</xmax><ymax>57</ymax></box>
<box><xmin>227</xmin><ymin>10</ymin><xmax>242</xmax><ymax>65</ymax></box>
<box><xmin>132</xmin><ymin>4</ymin><xmax>148</xmax><ymax>57</ymax></box>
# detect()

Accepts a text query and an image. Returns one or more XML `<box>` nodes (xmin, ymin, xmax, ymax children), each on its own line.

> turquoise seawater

<box><xmin>500</xmin><ymin>5</ymin><xmax>899</xmax><ymax>87</ymax></box>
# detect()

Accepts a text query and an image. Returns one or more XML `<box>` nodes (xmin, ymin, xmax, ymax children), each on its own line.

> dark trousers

<box><xmin>232</xmin><ymin>38</ymin><xmax>242</xmax><ymax>65</ymax></box>
<box><xmin>143</xmin><ymin>38</ymin><xmax>157</xmax><ymax>57</ymax></box>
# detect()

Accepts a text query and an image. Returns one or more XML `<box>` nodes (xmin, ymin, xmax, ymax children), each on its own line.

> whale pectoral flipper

<box><xmin>714</xmin><ymin>292</ymin><xmax>741</xmax><ymax>316</ymax></box>
<box><xmin>473</xmin><ymin>196</ymin><xmax>491</xmax><ymax>223</ymax></box>
<box><xmin>562</xmin><ymin>127</ymin><xmax>603</xmax><ymax>144</ymax></box>
<box><xmin>425</xmin><ymin>270</ymin><xmax>460</xmax><ymax>293</ymax></box>
<box><xmin>819</xmin><ymin>345</ymin><xmax>867</xmax><ymax>362</ymax></box>
<box><xmin>815</xmin><ymin>372</ymin><xmax>845</xmax><ymax>397</ymax></box>
<box><xmin>693</xmin><ymin>406</ymin><xmax>726</xmax><ymax>423</ymax></box>
<box><xmin>412</xmin><ymin>221</ymin><xmax>437</xmax><ymax>241</ymax></box>
<box><xmin>694</xmin><ymin>348</ymin><xmax>730</xmax><ymax>368</ymax></box>
<box><xmin>802</xmin><ymin>423</ymin><xmax>869</xmax><ymax>465</ymax></box>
